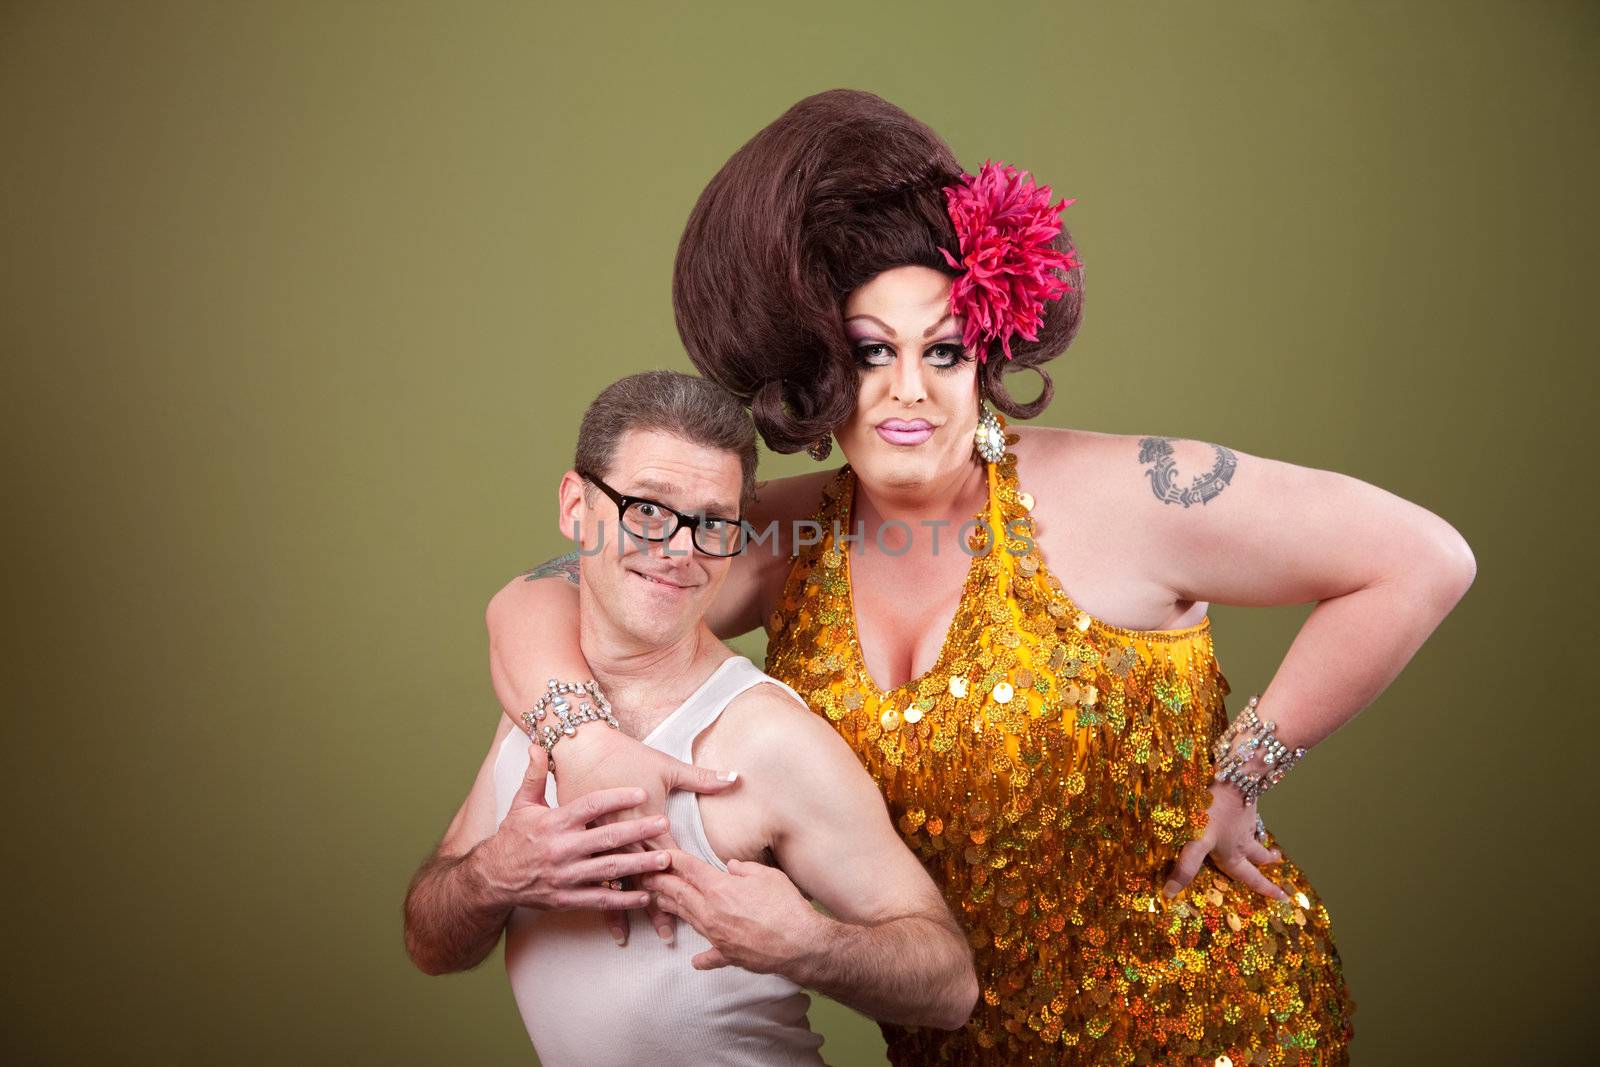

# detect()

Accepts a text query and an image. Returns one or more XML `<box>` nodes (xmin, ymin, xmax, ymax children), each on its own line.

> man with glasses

<box><xmin>404</xmin><ymin>370</ymin><xmax>976</xmax><ymax>1065</ymax></box>
<box><xmin>577</xmin><ymin>466</ymin><xmax>749</xmax><ymax>560</ymax></box>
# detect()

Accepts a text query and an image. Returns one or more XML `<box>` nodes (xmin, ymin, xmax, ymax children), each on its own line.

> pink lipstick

<box><xmin>876</xmin><ymin>418</ymin><xmax>935</xmax><ymax>447</ymax></box>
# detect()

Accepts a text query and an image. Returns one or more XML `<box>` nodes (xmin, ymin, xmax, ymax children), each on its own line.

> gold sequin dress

<box><xmin>764</xmin><ymin>448</ymin><xmax>1354</xmax><ymax>1066</ymax></box>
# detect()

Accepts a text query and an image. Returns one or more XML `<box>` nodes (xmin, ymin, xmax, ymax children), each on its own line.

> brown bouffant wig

<box><xmin>672</xmin><ymin>89</ymin><xmax>1084</xmax><ymax>454</ymax></box>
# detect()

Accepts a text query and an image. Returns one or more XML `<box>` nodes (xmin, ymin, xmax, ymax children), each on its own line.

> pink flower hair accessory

<box><xmin>938</xmin><ymin>160</ymin><xmax>1079</xmax><ymax>363</ymax></box>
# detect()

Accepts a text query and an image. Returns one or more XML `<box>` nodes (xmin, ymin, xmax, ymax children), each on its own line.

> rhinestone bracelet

<box><xmin>1211</xmin><ymin>695</ymin><xmax>1307</xmax><ymax>805</ymax></box>
<box><xmin>520</xmin><ymin>678</ymin><xmax>619</xmax><ymax>771</ymax></box>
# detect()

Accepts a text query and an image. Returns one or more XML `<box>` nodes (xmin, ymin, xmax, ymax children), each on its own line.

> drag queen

<box><xmin>492</xmin><ymin>91</ymin><xmax>1474</xmax><ymax>1064</ymax></box>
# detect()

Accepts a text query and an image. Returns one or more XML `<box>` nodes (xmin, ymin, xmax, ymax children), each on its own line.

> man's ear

<box><xmin>555</xmin><ymin>470</ymin><xmax>587</xmax><ymax>545</ymax></box>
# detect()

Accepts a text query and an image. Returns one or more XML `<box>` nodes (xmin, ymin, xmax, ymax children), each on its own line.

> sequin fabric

<box><xmin>764</xmin><ymin>448</ymin><xmax>1354</xmax><ymax>1065</ymax></box>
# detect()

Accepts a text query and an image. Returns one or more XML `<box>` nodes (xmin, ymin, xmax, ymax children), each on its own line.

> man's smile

<box><xmin>628</xmin><ymin>566</ymin><xmax>698</xmax><ymax>592</ymax></box>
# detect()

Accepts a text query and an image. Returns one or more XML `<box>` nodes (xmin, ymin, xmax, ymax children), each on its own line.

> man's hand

<box><xmin>548</xmin><ymin>723</ymin><xmax>740</xmax><ymax>945</ymax></box>
<box><xmin>468</xmin><ymin>744</ymin><xmax>673</xmax><ymax>915</ymax></box>
<box><xmin>641</xmin><ymin>851</ymin><xmax>822</xmax><ymax>973</ymax></box>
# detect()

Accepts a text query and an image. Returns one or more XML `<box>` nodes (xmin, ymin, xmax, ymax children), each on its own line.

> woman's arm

<box><xmin>700</xmin><ymin>466</ymin><xmax>840</xmax><ymax>640</ymax></box>
<box><xmin>485</xmin><ymin>559</ymin><xmax>738</xmax><ymax>942</ymax></box>
<box><xmin>487</xmin><ymin>555</ymin><xmax>591</xmax><ymax>717</ymax></box>
<box><xmin>486</xmin><ymin>558</ymin><xmax>747</xmax><ymax>802</ymax></box>
<box><xmin>1103</xmin><ymin>436</ymin><xmax>1475</xmax><ymax>896</ymax></box>
<box><xmin>403</xmin><ymin>714</ymin><xmax>664</xmax><ymax>975</ymax></box>
<box><xmin>1143</xmin><ymin>437</ymin><xmax>1475</xmax><ymax>750</ymax></box>
<box><xmin>483</xmin><ymin>465</ymin><xmax>834</xmax><ymax>792</ymax></box>
<box><xmin>481</xmin><ymin>467</ymin><xmax>833</xmax><ymax>937</ymax></box>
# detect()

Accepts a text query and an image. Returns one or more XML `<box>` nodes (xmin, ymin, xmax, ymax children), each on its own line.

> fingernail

<box><xmin>1162</xmin><ymin>881</ymin><xmax>1180</xmax><ymax>899</ymax></box>
<box><xmin>657</xmin><ymin>853</ymin><xmax>670</xmax><ymax>869</ymax></box>
<box><xmin>610</xmin><ymin>927</ymin><xmax>626</xmax><ymax>947</ymax></box>
<box><xmin>632</xmin><ymin>789</ymin><xmax>647</xmax><ymax>803</ymax></box>
<box><xmin>657</xmin><ymin>924</ymin><xmax>674</xmax><ymax>945</ymax></box>
<box><xmin>717</xmin><ymin>770</ymin><xmax>738</xmax><ymax>783</ymax></box>
<box><xmin>654</xmin><ymin>817</ymin><xmax>669</xmax><ymax>830</ymax></box>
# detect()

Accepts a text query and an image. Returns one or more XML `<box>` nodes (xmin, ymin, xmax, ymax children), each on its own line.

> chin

<box><xmin>873</xmin><ymin>462</ymin><xmax>935</xmax><ymax>492</ymax></box>
<box><xmin>617</xmin><ymin>610</ymin><xmax>693</xmax><ymax>648</ymax></box>
<box><xmin>589</xmin><ymin>574</ymin><xmax>696</xmax><ymax>647</ymax></box>
<box><xmin>851</xmin><ymin>438</ymin><xmax>956</xmax><ymax>490</ymax></box>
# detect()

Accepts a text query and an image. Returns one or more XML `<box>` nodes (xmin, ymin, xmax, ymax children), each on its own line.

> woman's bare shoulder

<box><xmin>1007</xmin><ymin>425</ymin><xmax>1187</xmax><ymax>549</ymax></box>
<box><xmin>748</xmin><ymin>466</ymin><xmax>837</xmax><ymax>520</ymax></box>
<box><xmin>1008</xmin><ymin>424</ymin><xmax>1139</xmax><ymax>479</ymax></box>
<box><xmin>1011</xmin><ymin>424</ymin><xmax>1241</xmax><ymax>478</ymax></box>
<box><xmin>704</xmin><ymin>466</ymin><xmax>839</xmax><ymax>638</ymax></box>
<box><xmin>1009</xmin><ymin>423</ymin><xmax>1266</xmax><ymax>573</ymax></box>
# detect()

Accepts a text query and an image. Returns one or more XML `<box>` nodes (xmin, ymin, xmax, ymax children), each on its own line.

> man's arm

<box><xmin>643</xmin><ymin>688</ymin><xmax>978</xmax><ymax>1031</ymax></box>
<box><xmin>402</xmin><ymin>714</ymin><xmax>668</xmax><ymax>975</ymax></box>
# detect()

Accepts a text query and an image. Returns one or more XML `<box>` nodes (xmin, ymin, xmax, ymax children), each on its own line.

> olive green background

<box><xmin>3</xmin><ymin>1</ymin><xmax>1593</xmax><ymax>1063</ymax></box>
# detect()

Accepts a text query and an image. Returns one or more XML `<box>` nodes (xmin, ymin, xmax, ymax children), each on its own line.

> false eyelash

<box><xmin>853</xmin><ymin>343</ymin><xmax>974</xmax><ymax>370</ymax></box>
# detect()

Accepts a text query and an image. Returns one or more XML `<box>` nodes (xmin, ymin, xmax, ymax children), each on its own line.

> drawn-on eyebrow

<box><xmin>844</xmin><ymin>313</ymin><xmax>960</xmax><ymax>340</ymax></box>
<box><xmin>627</xmin><ymin>478</ymin><xmax>738</xmax><ymax>517</ymax></box>
<box><xmin>844</xmin><ymin>314</ymin><xmax>894</xmax><ymax>335</ymax></box>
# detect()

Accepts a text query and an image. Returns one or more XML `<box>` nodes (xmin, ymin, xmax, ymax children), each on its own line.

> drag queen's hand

<box><xmin>640</xmin><ymin>851</ymin><xmax>818</xmax><ymax>973</ymax></box>
<box><xmin>553</xmin><ymin>724</ymin><xmax>741</xmax><ymax>946</ymax></box>
<box><xmin>1163</xmin><ymin>783</ymin><xmax>1288</xmax><ymax>901</ymax></box>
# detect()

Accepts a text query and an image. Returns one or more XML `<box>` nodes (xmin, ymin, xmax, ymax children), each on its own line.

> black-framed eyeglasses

<box><xmin>577</xmin><ymin>470</ymin><xmax>747</xmax><ymax>558</ymax></box>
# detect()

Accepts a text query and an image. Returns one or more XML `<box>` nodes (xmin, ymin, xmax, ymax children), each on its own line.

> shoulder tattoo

<box><xmin>522</xmin><ymin>551</ymin><xmax>580</xmax><ymax>584</ymax></box>
<box><xmin>1137</xmin><ymin>437</ymin><xmax>1237</xmax><ymax>508</ymax></box>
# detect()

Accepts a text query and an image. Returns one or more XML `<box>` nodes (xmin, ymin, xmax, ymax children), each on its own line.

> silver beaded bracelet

<box><xmin>519</xmin><ymin>678</ymin><xmax>620</xmax><ymax>771</ymax></box>
<box><xmin>1211</xmin><ymin>695</ymin><xmax>1307</xmax><ymax>805</ymax></box>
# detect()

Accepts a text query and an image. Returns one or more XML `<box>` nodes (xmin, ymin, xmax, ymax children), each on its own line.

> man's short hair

<box><xmin>574</xmin><ymin>370</ymin><xmax>758</xmax><ymax>506</ymax></box>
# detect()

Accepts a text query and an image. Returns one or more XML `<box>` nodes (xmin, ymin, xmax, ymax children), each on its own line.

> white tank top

<box><xmin>491</xmin><ymin>655</ymin><xmax>828</xmax><ymax>1067</ymax></box>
